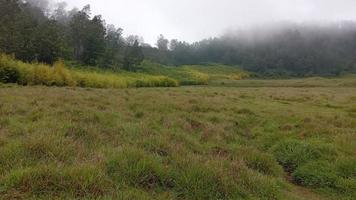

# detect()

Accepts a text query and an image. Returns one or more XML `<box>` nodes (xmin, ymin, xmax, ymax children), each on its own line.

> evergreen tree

<box><xmin>123</xmin><ymin>40</ymin><xmax>144</xmax><ymax>71</ymax></box>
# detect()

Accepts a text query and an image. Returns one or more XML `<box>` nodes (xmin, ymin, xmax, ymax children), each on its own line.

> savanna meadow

<box><xmin>1</xmin><ymin>56</ymin><xmax>356</xmax><ymax>200</ymax></box>
<box><xmin>1</xmin><ymin>0</ymin><xmax>356</xmax><ymax>199</ymax></box>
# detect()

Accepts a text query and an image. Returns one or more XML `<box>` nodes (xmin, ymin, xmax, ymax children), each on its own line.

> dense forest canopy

<box><xmin>1</xmin><ymin>0</ymin><xmax>356</xmax><ymax>76</ymax></box>
<box><xmin>162</xmin><ymin>23</ymin><xmax>356</xmax><ymax>76</ymax></box>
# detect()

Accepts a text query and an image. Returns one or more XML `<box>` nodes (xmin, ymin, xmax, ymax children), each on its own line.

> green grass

<box><xmin>209</xmin><ymin>76</ymin><xmax>356</xmax><ymax>87</ymax></box>
<box><xmin>0</xmin><ymin>54</ymin><xmax>251</xmax><ymax>88</ymax></box>
<box><xmin>0</xmin><ymin>77</ymin><xmax>355</xmax><ymax>199</ymax></box>
<box><xmin>0</xmin><ymin>54</ymin><xmax>178</xmax><ymax>88</ymax></box>
<box><xmin>139</xmin><ymin>60</ymin><xmax>249</xmax><ymax>85</ymax></box>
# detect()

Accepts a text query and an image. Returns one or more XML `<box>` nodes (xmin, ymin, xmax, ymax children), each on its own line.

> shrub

<box><xmin>0</xmin><ymin>65</ymin><xmax>20</xmax><ymax>83</ymax></box>
<box><xmin>52</xmin><ymin>60</ymin><xmax>76</xmax><ymax>86</ymax></box>
<box><xmin>0</xmin><ymin>54</ymin><xmax>20</xmax><ymax>83</ymax></box>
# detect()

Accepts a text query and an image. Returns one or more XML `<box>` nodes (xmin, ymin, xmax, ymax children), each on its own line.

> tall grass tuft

<box><xmin>0</xmin><ymin>54</ymin><xmax>178</xmax><ymax>88</ymax></box>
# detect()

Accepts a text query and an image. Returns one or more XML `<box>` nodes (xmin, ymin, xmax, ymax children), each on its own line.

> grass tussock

<box><xmin>271</xmin><ymin>139</ymin><xmax>336</xmax><ymax>171</ymax></box>
<box><xmin>1</xmin><ymin>165</ymin><xmax>111</xmax><ymax>198</ymax></box>
<box><xmin>106</xmin><ymin>147</ymin><xmax>171</xmax><ymax>189</ymax></box>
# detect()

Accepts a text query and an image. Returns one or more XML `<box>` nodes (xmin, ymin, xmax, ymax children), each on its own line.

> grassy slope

<box><xmin>0</xmin><ymin>77</ymin><xmax>355</xmax><ymax>199</ymax></box>
<box><xmin>139</xmin><ymin>61</ymin><xmax>249</xmax><ymax>85</ymax></box>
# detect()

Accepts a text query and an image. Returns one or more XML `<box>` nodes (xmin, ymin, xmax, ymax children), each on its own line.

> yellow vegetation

<box><xmin>0</xmin><ymin>54</ymin><xmax>178</xmax><ymax>88</ymax></box>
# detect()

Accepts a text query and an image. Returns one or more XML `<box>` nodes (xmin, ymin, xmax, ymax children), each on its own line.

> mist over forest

<box><xmin>1</xmin><ymin>0</ymin><xmax>356</xmax><ymax>76</ymax></box>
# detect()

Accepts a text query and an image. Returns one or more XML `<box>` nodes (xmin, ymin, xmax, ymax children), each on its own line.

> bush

<box><xmin>0</xmin><ymin>65</ymin><xmax>20</xmax><ymax>83</ymax></box>
<box><xmin>0</xmin><ymin>54</ymin><xmax>20</xmax><ymax>83</ymax></box>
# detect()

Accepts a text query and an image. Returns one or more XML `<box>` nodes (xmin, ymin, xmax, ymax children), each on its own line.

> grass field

<box><xmin>209</xmin><ymin>75</ymin><xmax>356</xmax><ymax>88</ymax></box>
<box><xmin>0</xmin><ymin>77</ymin><xmax>355</xmax><ymax>199</ymax></box>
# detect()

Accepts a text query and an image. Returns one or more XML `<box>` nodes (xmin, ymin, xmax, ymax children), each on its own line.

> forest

<box><xmin>1</xmin><ymin>0</ymin><xmax>356</xmax><ymax>76</ymax></box>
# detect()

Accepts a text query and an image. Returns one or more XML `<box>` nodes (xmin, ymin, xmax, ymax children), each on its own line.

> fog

<box><xmin>56</xmin><ymin>0</ymin><xmax>356</xmax><ymax>44</ymax></box>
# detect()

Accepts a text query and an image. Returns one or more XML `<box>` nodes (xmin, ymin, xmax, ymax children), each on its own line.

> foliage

<box><xmin>147</xmin><ymin>23</ymin><xmax>356</xmax><ymax>76</ymax></box>
<box><xmin>140</xmin><ymin>60</ymin><xmax>249</xmax><ymax>85</ymax></box>
<box><xmin>2</xmin><ymin>1</ymin><xmax>356</xmax><ymax>76</ymax></box>
<box><xmin>0</xmin><ymin>54</ymin><xmax>178</xmax><ymax>88</ymax></box>
<box><xmin>70</xmin><ymin>5</ymin><xmax>106</xmax><ymax>65</ymax></box>
<box><xmin>123</xmin><ymin>40</ymin><xmax>144</xmax><ymax>71</ymax></box>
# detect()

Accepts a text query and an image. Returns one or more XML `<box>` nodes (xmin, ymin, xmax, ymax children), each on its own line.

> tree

<box><xmin>123</xmin><ymin>40</ymin><xmax>144</xmax><ymax>71</ymax></box>
<box><xmin>82</xmin><ymin>15</ymin><xmax>106</xmax><ymax>65</ymax></box>
<box><xmin>53</xmin><ymin>1</ymin><xmax>70</xmax><ymax>24</ymax></box>
<box><xmin>157</xmin><ymin>34</ymin><xmax>169</xmax><ymax>51</ymax></box>
<box><xmin>0</xmin><ymin>0</ymin><xmax>56</xmax><ymax>62</ymax></box>
<box><xmin>0</xmin><ymin>0</ymin><xmax>25</xmax><ymax>55</ymax></box>
<box><xmin>125</xmin><ymin>35</ymin><xmax>144</xmax><ymax>46</ymax></box>
<box><xmin>70</xmin><ymin>5</ymin><xmax>106</xmax><ymax>65</ymax></box>
<box><xmin>33</xmin><ymin>20</ymin><xmax>68</xmax><ymax>64</ymax></box>
<box><xmin>102</xmin><ymin>24</ymin><xmax>124</xmax><ymax>68</ymax></box>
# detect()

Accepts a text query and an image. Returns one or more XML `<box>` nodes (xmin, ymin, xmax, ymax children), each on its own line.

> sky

<box><xmin>61</xmin><ymin>0</ymin><xmax>356</xmax><ymax>45</ymax></box>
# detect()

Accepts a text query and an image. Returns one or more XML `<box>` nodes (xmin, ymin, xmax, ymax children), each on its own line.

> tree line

<box><xmin>1</xmin><ymin>0</ymin><xmax>356</xmax><ymax>76</ymax></box>
<box><xmin>0</xmin><ymin>0</ymin><xmax>143</xmax><ymax>71</ymax></box>
<box><xmin>151</xmin><ymin>23</ymin><xmax>356</xmax><ymax>76</ymax></box>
